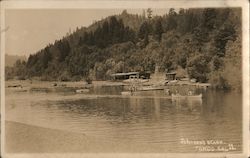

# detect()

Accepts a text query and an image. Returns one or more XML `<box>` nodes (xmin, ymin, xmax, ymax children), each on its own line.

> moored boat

<box><xmin>121</xmin><ymin>91</ymin><xmax>132</xmax><ymax>96</ymax></box>
<box><xmin>123</xmin><ymin>78</ymin><xmax>149</xmax><ymax>83</ymax></box>
<box><xmin>171</xmin><ymin>93</ymin><xmax>202</xmax><ymax>99</ymax></box>
<box><xmin>76</xmin><ymin>89</ymin><xmax>90</xmax><ymax>93</ymax></box>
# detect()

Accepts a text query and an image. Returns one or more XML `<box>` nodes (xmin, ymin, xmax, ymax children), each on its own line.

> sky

<box><xmin>5</xmin><ymin>9</ymin><xmax>170</xmax><ymax>57</ymax></box>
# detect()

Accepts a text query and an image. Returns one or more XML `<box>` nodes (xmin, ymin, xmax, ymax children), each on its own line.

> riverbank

<box><xmin>5</xmin><ymin>80</ymin><xmax>129</xmax><ymax>94</ymax></box>
<box><xmin>5</xmin><ymin>121</ymin><xmax>174</xmax><ymax>153</ymax></box>
<box><xmin>5</xmin><ymin>80</ymin><xmax>127</xmax><ymax>89</ymax></box>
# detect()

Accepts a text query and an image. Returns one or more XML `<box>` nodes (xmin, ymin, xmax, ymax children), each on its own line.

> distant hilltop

<box><xmin>5</xmin><ymin>54</ymin><xmax>26</xmax><ymax>67</ymax></box>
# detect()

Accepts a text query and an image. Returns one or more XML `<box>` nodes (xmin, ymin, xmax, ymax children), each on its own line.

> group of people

<box><xmin>129</xmin><ymin>84</ymin><xmax>137</xmax><ymax>95</ymax></box>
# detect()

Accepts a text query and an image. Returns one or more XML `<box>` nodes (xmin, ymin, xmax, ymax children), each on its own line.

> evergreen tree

<box><xmin>147</xmin><ymin>8</ymin><xmax>153</xmax><ymax>19</ymax></box>
<box><xmin>153</xmin><ymin>18</ymin><xmax>163</xmax><ymax>42</ymax></box>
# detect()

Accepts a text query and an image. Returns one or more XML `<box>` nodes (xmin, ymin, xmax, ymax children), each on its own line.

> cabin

<box><xmin>166</xmin><ymin>72</ymin><xmax>176</xmax><ymax>81</ymax></box>
<box><xmin>111</xmin><ymin>72</ymin><xmax>139</xmax><ymax>80</ymax></box>
<box><xmin>111</xmin><ymin>71</ymin><xmax>151</xmax><ymax>80</ymax></box>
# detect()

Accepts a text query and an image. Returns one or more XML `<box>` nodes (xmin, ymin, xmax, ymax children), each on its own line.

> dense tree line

<box><xmin>6</xmin><ymin>8</ymin><xmax>242</xmax><ymax>90</ymax></box>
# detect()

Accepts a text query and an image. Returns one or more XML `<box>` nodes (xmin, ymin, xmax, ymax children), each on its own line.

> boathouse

<box><xmin>111</xmin><ymin>72</ymin><xmax>139</xmax><ymax>80</ymax></box>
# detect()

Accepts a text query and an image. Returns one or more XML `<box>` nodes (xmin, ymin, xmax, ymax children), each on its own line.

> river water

<box><xmin>5</xmin><ymin>86</ymin><xmax>242</xmax><ymax>153</ymax></box>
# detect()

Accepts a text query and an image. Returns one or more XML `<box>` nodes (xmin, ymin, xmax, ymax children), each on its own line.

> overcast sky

<box><xmin>5</xmin><ymin>9</ymin><xmax>169</xmax><ymax>57</ymax></box>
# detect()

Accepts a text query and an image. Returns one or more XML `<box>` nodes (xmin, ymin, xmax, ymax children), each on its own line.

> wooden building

<box><xmin>111</xmin><ymin>72</ymin><xmax>139</xmax><ymax>80</ymax></box>
<box><xmin>166</xmin><ymin>72</ymin><xmax>177</xmax><ymax>80</ymax></box>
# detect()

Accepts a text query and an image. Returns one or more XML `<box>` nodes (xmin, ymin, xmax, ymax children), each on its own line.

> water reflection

<box><xmin>153</xmin><ymin>96</ymin><xmax>160</xmax><ymax>120</ymax></box>
<box><xmin>172</xmin><ymin>98</ymin><xmax>202</xmax><ymax>113</ymax></box>
<box><xmin>91</xmin><ymin>86</ymin><xmax>123</xmax><ymax>95</ymax></box>
<box><xmin>5</xmin><ymin>88</ymin><xmax>242</xmax><ymax>152</ymax></box>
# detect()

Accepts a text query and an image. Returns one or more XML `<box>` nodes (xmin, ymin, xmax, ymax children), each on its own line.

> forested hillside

<box><xmin>6</xmin><ymin>8</ymin><xmax>242</xmax><ymax>90</ymax></box>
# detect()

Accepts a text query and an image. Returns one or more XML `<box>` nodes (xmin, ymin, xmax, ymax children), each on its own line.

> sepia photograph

<box><xmin>1</xmin><ymin>1</ymin><xmax>249</xmax><ymax>158</ymax></box>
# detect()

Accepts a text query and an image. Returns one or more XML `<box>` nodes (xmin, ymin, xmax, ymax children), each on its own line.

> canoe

<box><xmin>138</xmin><ymin>86</ymin><xmax>164</xmax><ymax>91</ymax></box>
<box><xmin>171</xmin><ymin>94</ymin><xmax>202</xmax><ymax>99</ymax></box>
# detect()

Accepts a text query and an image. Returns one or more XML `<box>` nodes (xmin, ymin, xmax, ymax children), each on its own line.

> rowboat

<box><xmin>121</xmin><ymin>91</ymin><xmax>132</xmax><ymax>96</ymax></box>
<box><xmin>123</xmin><ymin>78</ymin><xmax>149</xmax><ymax>83</ymax></box>
<box><xmin>171</xmin><ymin>94</ymin><xmax>202</xmax><ymax>99</ymax></box>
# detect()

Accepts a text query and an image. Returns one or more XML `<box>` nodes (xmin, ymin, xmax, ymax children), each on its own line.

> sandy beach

<box><xmin>5</xmin><ymin>121</ymin><xmax>172</xmax><ymax>153</ymax></box>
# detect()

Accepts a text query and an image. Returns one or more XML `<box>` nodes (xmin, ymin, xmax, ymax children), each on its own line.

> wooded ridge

<box><xmin>6</xmin><ymin>8</ymin><xmax>242</xmax><ymax>90</ymax></box>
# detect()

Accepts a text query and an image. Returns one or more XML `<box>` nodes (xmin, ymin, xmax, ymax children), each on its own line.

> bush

<box><xmin>71</xmin><ymin>75</ymin><xmax>82</xmax><ymax>81</ymax></box>
<box><xmin>209</xmin><ymin>70</ymin><xmax>230</xmax><ymax>90</ymax></box>
<box><xmin>187</xmin><ymin>54</ymin><xmax>210</xmax><ymax>82</ymax></box>
<box><xmin>85</xmin><ymin>77</ymin><xmax>92</xmax><ymax>84</ymax></box>
<box><xmin>59</xmin><ymin>71</ymin><xmax>71</xmax><ymax>81</ymax></box>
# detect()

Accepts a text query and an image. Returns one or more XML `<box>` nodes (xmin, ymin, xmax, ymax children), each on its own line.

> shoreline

<box><xmin>5</xmin><ymin>80</ymin><xmax>127</xmax><ymax>88</ymax></box>
<box><xmin>5</xmin><ymin>79</ymin><xmax>211</xmax><ymax>90</ymax></box>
